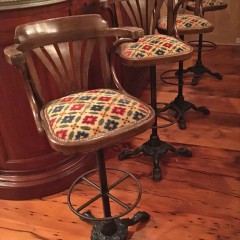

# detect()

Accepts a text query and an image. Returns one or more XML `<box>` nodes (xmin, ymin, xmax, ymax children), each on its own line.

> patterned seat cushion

<box><xmin>187</xmin><ymin>0</ymin><xmax>227</xmax><ymax>9</ymax></box>
<box><xmin>42</xmin><ymin>89</ymin><xmax>152</xmax><ymax>143</ymax></box>
<box><xmin>158</xmin><ymin>14</ymin><xmax>213</xmax><ymax>33</ymax></box>
<box><xmin>118</xmin><ymin>34</ymin><xmax>192</xmax><ymax>63</ymax></box>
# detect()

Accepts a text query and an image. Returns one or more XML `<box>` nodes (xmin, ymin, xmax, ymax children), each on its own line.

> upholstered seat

<box><xmin>43</xmin><ymin>88</ymin><xmax>152</xmax><ymax>153</ymax></box>
<box><xmin>119</xmin><ymin>35</ymin><xmax>192</xmax><ymax>65</ymax></box>
<box><xmin>158</xmin><ymin>14</ymin><xmax>214</xmax><ymax>34</ymax></box>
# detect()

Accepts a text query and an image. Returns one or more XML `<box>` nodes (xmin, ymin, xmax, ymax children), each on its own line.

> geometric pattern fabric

<box><xmin>187</xmin><ymin>0</ymin><xmax>227</xmax><ymax>8</ymax></box>
<box><xmin>119</xmin><ymin>34</ymin><xmax>192</xmax><ymax>60</ymax></box>
<box><xmin>158</xmin><ymin>14</ymin><xmax>213</xmax><ymax>32</ymax></box>
<box><xmin>42</xmin><ymin>89</ymin><xmax>151</xmax><ymax>142</ymax></box>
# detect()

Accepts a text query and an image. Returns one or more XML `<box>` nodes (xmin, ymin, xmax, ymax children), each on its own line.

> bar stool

<box><xmin>185</xmin><ymin>0</ymin><xmax>228</xmax><ymax>81</ymax></box>
<box><xmin>157</xmin><ymin>0</ymin><xmax>212</xmax><ymax>129</ymax></box>
<box><xmin>99</xmin><ymin>0</ymin><xmax>193</xmax><ymax>182</ymax></box>
<box><xmin>4</xmin><ymin>14</ymin><xmax>155</xmax><ymax>240</ymax></box>
<box><xmin>158</xmin><ymin>0</ymin><xmax>225</xmax><ymax>85</ymax></box>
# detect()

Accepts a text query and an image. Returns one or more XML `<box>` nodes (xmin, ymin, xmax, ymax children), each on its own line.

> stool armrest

<box><xmin>110</xmin><ymin>36</ymin><xmax>139</xmax><ymax>94</ymax></box>
<box><xmin>108</xmin><ymin>26</ymin><xmax>144</xmax><ymax>93</ymax></box>
<box><xmin>166</xmin><ymin>0</ymin><xmax>203</xmax><ymax>37</ymax></box>
<box><xmin>4</xmin><ymin>44</ymin><xmax>44</xmax><ymax>134</ymax></box>
<box><xmin>109</xmin><ymin>26</ymin><xmax>144</xmax><ymax>40</ymax></box>
<box><xmin>4</xmin><ymin>44</ymin><xmax>25</xmax><ymax>67</ymax></box>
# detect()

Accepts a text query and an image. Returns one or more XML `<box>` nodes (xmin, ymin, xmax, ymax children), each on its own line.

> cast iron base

<box><xmin>81</xmin><ymin>210</ymin><xmax>150</xmax><ymax>240</ymax></box>
<box><xmin>119</xmin><ymin>134</ymin><xmax>192</xmax><ymax>182</ymax></box>
<box><xmin>184</xmin><ymin>60</ymin><xmax>222</xmax><ymax>86</ymax></box>
<box><xmin>169</xmin><ymin>94</ymin><xmax>210</xmax><ymax>130</ymax></box>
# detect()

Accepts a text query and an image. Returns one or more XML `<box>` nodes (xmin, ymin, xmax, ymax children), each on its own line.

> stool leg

<box><xmin>119</xmin><ymin>66</ymin><xmax>192</xmax><ymax>182</ymax></box>
<box><xmin>96</xmin><ymin>149</ymin><xmax>119</xmax><ymax>236</ymax></box>
<box><xmin>97</xmin><ymin>149</ymin><xmax>112</xmax><ymax>218</ymax></box>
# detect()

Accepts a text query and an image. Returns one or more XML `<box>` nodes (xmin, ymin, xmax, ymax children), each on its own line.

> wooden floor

<box><xmin>0</xmin><ymin>45</ymin><xmax>239</xmax><ymax>240</ymax></box>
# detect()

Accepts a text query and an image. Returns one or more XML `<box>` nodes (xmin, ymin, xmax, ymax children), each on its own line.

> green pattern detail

<box><xmin>68</xmin><ymin>131</ymin><xmax>74</xmax><ymax>140</ymax></box>
<box><xmin>98</xmin><ymin>118</ymin><xmax>104</xmax><ymax>126</ymax></box>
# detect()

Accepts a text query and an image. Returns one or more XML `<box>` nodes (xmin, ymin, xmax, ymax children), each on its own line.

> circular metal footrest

<box><xmin>67</xmin><ymin>168</ymin><xmax>142</xmax><ymax>222</ymax></box>
<box><xmin>188</xmin><ymin>40</ymin><xmax>217</xmax><ymax>52</ymax></box>
<box><xmin>156</xmin><ymin>102</ymin><xmax>180</xmax><ymax>128</ymax></box>
<box><xmin>160</xmin><ymin>70</ymin><xmax>194</xmax><ymax>86</ymax></box>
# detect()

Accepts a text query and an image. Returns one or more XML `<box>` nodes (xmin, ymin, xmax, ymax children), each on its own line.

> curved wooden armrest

<box><xmin>109</xmin><ymin>26</ymin><xmax>144</xmax><ymax>40</ymax></box>
<box><xmin>170</xmin><ymin>0</ymin><xmax>203</xmax><ymax>37</ymax></box>
<box><xmin>174</xmin><ymin>0</ymin><xmax>203</xmax><ymax>16</ymax></box>
<box><xmin>4</xmin><ymin>44</ymin><xmax>25</xmax><ymax>67</ymax></box>
<box><xmin>108</xmin><ymin>26</ymin><xmax>144</xmax><ymax>93</ymax></box>
<box><xmin>4</xmin><ymin>44</ymin><xmax>44</xmax><ymax>134</ymax></box>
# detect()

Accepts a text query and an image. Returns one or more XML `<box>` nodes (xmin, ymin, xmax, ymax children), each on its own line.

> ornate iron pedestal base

<box><xmin>118</xmin><ymin>66</ymin><xmax>192</xmax><ymax>181</ymax></box>
<box><xmin>186</xmin><ymin>34</ymin><xmax>222</xmax><ymax>85</ymax></box>
<box><xmin>82</xmin><ymin>211</ymin><xmax>150</xmax><ymax>240</ymax></box>
<box><xmin>169</xmin><ymin>94</ymin><xmax>210</xmax><ymax>130</ymax></box>
<box><xmin>119</xmin><ymin>134</ymin><xmax>192</xmax><ymax>182</ymax></box>
<box><xmin>184</xmin><ymin>60</ymin><xmax>222</xmax><ymax>86</ymax></box>
<box><xmin>68</xmin><ymin>153</ymin><xmax>149</xmax><ymax>240</ymax></box>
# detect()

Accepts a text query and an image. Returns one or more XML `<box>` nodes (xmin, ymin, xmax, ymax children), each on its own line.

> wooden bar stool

<box><xmin>157</xmin><ymin>0</ymin><xmax>212</xmax><ymax>129</ymax></box>
<box><xmin>99</xmin><ymin>0</ymin><xmax>193</xmax><ymax>181</ymax></box>
<box><xmin>185</xmin><ymin>0</ymin><xmax>228</xmax><ymax>81</ymax></box>
<box><xmin>4</xmin><ymin>14</ymin><xmax>155</xmax><ymax>239</ymax></box>
<box><xmin>158</xmin><ymin>0</ymin><xmax>227</xmax><ymax>86</ymax></box>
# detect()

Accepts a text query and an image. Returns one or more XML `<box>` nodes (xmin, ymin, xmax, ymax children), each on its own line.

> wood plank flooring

<box><xmin>0</xmin><ymin>45</ymin><xmax>239</xmax><ymax>240</ymax></box>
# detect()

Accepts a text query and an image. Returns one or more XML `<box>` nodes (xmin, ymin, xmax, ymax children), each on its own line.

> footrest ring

<box><xmin>188</xmin><ymin>40</ymin><xmax>217</xmax><ymax>52</ymax></box>
<box><xmin>67</xmin><ymin>168</ymin><xmax>142</xmax><ymax>222</ymax></box>
<box><xmin>160</xmin><ymin>69</ymin><xmax>194</xmax><ymax>86</ymax></box>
